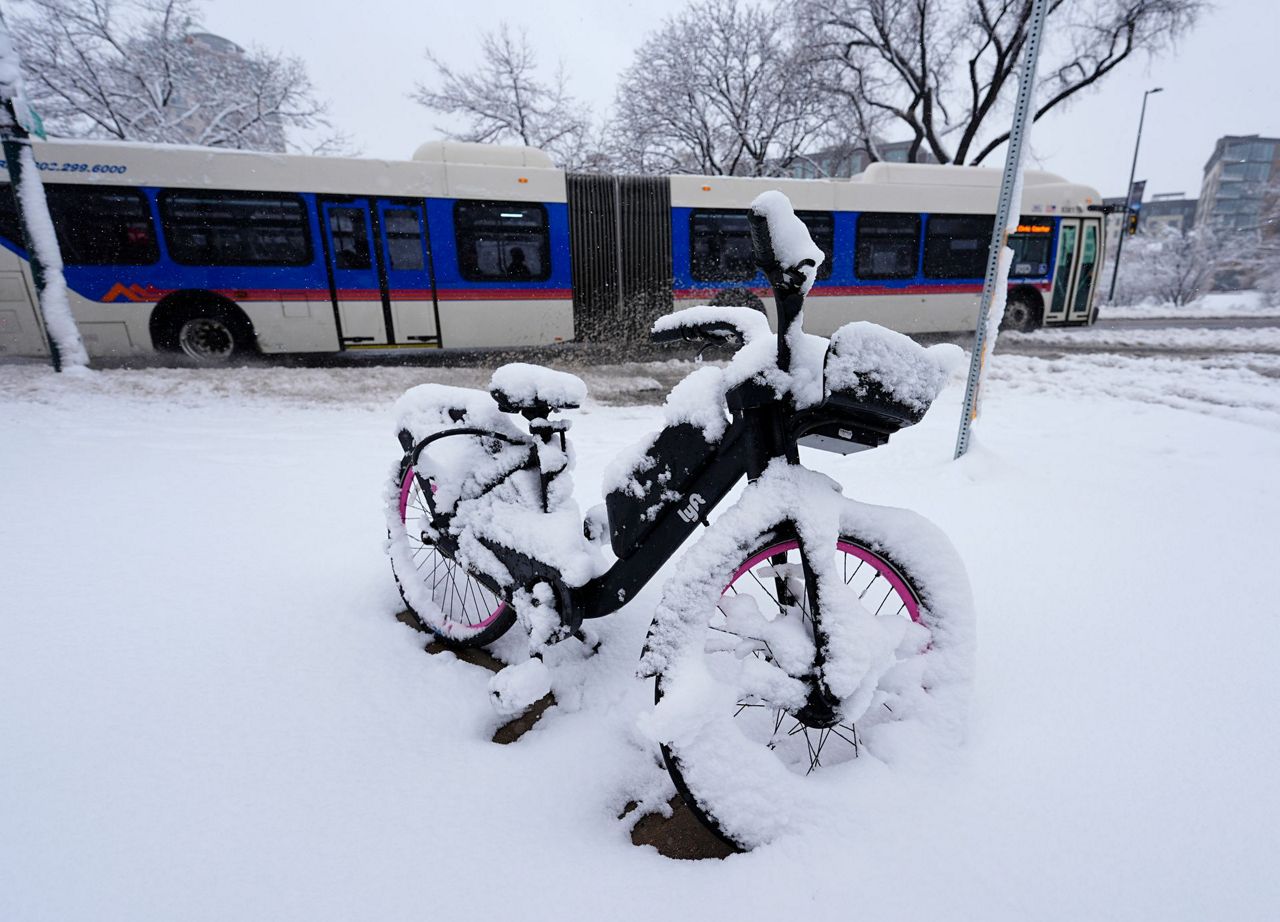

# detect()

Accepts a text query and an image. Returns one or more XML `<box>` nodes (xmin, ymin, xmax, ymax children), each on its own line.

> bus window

<box><xmin>1009</xmin><ymin>217</ymin><xmax>1053</xmax><ymax>277</ymax></box>
<box><xmin>383</xmin><ymin>209</ymin><xmax>424</xmax><ymax>271</ymax></box>
<box><xmin>799</xmin><ymin>212</ymin><xmax>833</xmax><ymax>279</ymax></box>
<box><xmin>690</xmin><ymin>209</ymin><xmax>832</xmax><ymax>282</ymax></box>
<box><xmin>0</xmin><ymin>187</ymin><xmax>17</xmax><ymax>244</ymax></box>
<box><xmin>923</xmin><ymin>214</ymin><xmax>994</xmax><ymax>279</ymax></box>
<box><xmin>1009</xmin><ymin>234</ymin><xmax>1051</xmax><ymax>277</ymax></box>
<box><xmin>160</xmin><ymin>190</ymin><xmax>312</xmax><ymax>267</ymax></box>
<box><xmin>855</xmin><ymin>213</ymin><xmax>920</xmax><ymax>280</ymax></box>
<box><xmin>327</xmin><ymin>207</ymin><xmax>371</xmax><ymax>269</ymax></box>
<box><xmin>0</xmin><ymin>184</ymin><xmax>158</xmax><ymax>265</ymax></box>
<box><xmin>453</xmin><ymin>201</ymin><xmax>550</xmax><ymax>282</ymax></box>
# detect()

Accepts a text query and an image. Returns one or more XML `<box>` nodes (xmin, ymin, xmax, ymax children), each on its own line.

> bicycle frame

<box><xmin>402</xmin><ymin>206</ymin><xmax>845</xmax><ymax>635</ymax></box>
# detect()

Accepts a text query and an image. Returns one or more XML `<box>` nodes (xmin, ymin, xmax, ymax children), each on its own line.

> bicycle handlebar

<box><xmin>747</xmin><ymin>205</ymin><xmax>814</xmax><ymax>377</ymax></box>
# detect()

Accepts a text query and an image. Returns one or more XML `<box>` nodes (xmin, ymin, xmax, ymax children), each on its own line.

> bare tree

<box><xmin>412</xmin><ymin>24</ymin><xmax>592</xmax><ymax>169</ymax></box>
<box><xmin>1255</xmin><ymin>189</ymin><xmax>1280</xmax><ymax>303</ymax></box>
<box><xmin>10</xmin><ymin>0</ymin><xmax>342</xmax><ymax>153</ymax></box>
<box><xmin>802</xmin><ymin>0</ymin><xmax>1203</xmax><ymax>165</ymax></box>
<box><xmin>1113</xmin><ymin>224</ymin><xmax>1224</xmax><ymax>306</ymax></box>
<box><xmin>610</xmin><ymin>0</ymin><xmax>828</xmax><ymax>176</ymax></box>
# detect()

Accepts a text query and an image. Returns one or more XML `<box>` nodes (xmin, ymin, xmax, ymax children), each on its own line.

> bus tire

<box><xmin>1000</xmin><ymin>289</ymin><xmax>1042</xmax><ymax>333</ymax></box>
<box><xmin>151</xmin><ymin>295</ymin><xmax>257</xmax><ymax>363</ymax></box>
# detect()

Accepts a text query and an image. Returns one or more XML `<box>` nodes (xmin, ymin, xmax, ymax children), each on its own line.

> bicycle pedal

<box><xmin>488</xmin><ymin>658</ymin><xmax>552</xmax><ymax>718</ymax></box>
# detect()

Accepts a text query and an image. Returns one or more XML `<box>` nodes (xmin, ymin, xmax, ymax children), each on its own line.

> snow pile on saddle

<box><xmin>650</xmin><ymin>304</ymin><xmax>771</xmax><ymax>344</ymax></box>
<box><xmin>825</xmin><ymin>322</ymin><xmax>949</xmax><ymax>414</ymax></box>
<box><xmin>750</xmin><ymin>190</ymin><xmax>825</xmax><ymax>294</ymax></box>
<box><xmin>489</xmin><ymin>363</ymin><xmax>586</xmax><ymax>411</ymax></box>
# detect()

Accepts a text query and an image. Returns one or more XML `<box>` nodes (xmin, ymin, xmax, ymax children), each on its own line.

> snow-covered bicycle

<box><xmin>385</xmin><ymin>191</ymin><xmax>974</xmax><ymax>848</ymax></box>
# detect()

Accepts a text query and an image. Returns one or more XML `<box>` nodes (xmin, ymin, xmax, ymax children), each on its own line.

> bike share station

<box><xmin>385</xmin><ymin>192</ymin><xmax>975</xmax><ymax>854</ymax></box>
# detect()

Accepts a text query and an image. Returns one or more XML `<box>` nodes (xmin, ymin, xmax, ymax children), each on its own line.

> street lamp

<box><xmin>1107</xmin><ymin>86</ymin><xmax>1163</xmax><ymax>301</ymax></box>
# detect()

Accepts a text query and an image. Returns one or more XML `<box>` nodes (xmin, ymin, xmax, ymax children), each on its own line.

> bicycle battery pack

<box><xmin>604</xmin><ymin>423</ymin><xmax>718</xmax><ymax>559</ymax></box>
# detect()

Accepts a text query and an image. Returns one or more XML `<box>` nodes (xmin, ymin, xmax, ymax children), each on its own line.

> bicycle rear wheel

<box><xmin>389</xmin><ymin>462</ymin><xmax>516</xmax><ymax>647</ymax></box>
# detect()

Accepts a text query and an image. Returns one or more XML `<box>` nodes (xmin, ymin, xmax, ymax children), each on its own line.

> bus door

<box><xmin>375</xmin><ymin>200</ymin><xmax>440</xmax><ymax>346</ymax></box>
<box><xmin>0</xmin><ymin>257</ymin><xmax>46</xmax><ymax>357</ymax></box>
<box><xmin>1043</xmin><ymin>218</ymin><xmax>1080</xmax><ymax>325</ymax></box>
<box><xmin>1067</xmin><ymin>218</ymin><xmax>1101</xmax><ymax>323</ymax></box>
<box><xmin>322</xmin><ymin>199</ymin><xmax>387</xmax><ymax>345</ymax></box>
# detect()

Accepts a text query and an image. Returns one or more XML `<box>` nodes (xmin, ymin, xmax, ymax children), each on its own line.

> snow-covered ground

<box><xmin>1100</xmin><ymin>289</ymin><xmax>1280</xmax><ymax>320</ymax></box>
<box><xmin>1003</xmin><ymin>325</ymin><xmax>1280</xmax><ymax>353</ymax></box>
<box><xmin>2</xmin><ymin>348</ymin><xmax>1278</xmax><ymax>921</ymax></box>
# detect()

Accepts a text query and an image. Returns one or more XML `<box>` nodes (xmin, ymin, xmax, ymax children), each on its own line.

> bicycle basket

<box><xmin>799</xmin><ymin>322</ymin><xmax>947</xmax><ymax>453</ymax></box>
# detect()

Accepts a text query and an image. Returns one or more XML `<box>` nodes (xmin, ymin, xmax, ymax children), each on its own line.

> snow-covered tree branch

<box><xmin>801</xmin><ymin>0</ymin><xmax>1203</xmax><ymax>165</ymax></box>
<box><xmin>609</xmin><ymin>0</ymin><xmax>828</xmax><ymax>176</ymax></box>
<box><xmin>9</xmin><ymin>0</ymin><xmax>346</xmax><ymax>153</ymax></box>
<box><xmin>1112</xmin><ymin>224</ymin><xmax>1225</xmax><ymax>307</ymax></box>
<box><xmin>411</xmin><ymin>24</ymin><xmax>594</xmax><ymax>170</ymax></box>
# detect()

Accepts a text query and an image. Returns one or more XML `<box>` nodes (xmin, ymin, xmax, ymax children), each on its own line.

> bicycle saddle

<box><xmin>650</xmin><ymin>305</ymin><xmax>771</xmax><ymax>348</ymax></box>
<box><xmin>489</xmin><ymin>363</ymin><xmax>587</xmax><ymax>417</ymax></box>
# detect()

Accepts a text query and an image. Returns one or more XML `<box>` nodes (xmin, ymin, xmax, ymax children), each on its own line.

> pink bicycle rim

<box><xmin>728</xmin><ymin>539</ymin><xmax>920</xmax><ymax>623</ymax></box>
<box><xmin>399</xmin><ymin>467</ymin><xmax>507</xmax><ymax>631</ymax></box>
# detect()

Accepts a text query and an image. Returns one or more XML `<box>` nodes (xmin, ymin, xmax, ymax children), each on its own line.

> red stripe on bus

<box><xmin>100</xmin><ymin>282</ymin><xmax>1049</xmax><ymax>304</ymax></box>
<box><xmin>98</xmin><ymin>286</ymin><xmax>571</xmax><ymax>303</ymax></box>
<box><xmin>434</xmin><ymin>288</ymin><xmax>572</xmax><ymax>301</ymax></box>
<box><xmin>674</xmin><ymin>281</ymin><xmax>1051</xmax><ymax>299</ymax></box>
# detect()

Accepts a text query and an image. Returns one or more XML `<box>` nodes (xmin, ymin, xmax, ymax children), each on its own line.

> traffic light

<box><xmin>1127</xmin><ymin>208</ymin><xmax>1140</xmax><ymax>235</ymax></box>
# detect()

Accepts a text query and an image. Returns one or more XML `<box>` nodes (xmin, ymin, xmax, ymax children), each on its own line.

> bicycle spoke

<box><xmin>746</xmin><ymin>567</ymin><xmax>783</xmax><ymax>612</ymax></box>
<box><xmin>803</xmin><ymin>728</ymin><xmax>818</xmax><ymax>774</ymax></box>
<box><xmin>832</xmin><ymin>723</ymin><xmax>859</xmax><ymax>756</ymax></box>
<box><xmin>814</xmin><ymin>727</ymin><xmax>831</xmax><ymax>766</ymax></box>
<box><xmin>874</xmin><ymin>582</ymin><xmax>896</xmax><ymax>616</ymax></box>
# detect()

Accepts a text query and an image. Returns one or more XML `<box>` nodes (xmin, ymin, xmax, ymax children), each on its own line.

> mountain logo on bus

<box><xmin>101</xmin><ymin>283</ymin><xmax>161</xmax><ymax>303</ymax></box>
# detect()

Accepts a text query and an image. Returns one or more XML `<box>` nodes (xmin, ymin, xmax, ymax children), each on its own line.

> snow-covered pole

<box><xmin>953</xmin><ymin>0</ymin><xmax>1047</xmax><ymax>459</ymax></box>
<box><xmin>0</xmin><ymin>18</ymin><xmax>88</xmax><ymax>372</ymax></box>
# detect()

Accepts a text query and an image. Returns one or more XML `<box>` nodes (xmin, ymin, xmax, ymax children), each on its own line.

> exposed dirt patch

<box><xmin>625</xmin><ymin>797</ymin><xmax>741</xmax><ymax>860</ymax></box>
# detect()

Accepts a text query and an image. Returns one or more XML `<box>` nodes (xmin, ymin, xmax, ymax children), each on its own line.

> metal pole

<box><xmin>0</xmin><ymin>17</ymin><xmax>85</xmax><ymax>372</ymax></box>
<box><xmin>1</xmin><ymin>130</ymin><xmax>61</xmax><ymax>370</ymax></box>
<box><xmin>954</xmin><ymin>0</ymin><xmax>1048</xmax><ymax>460</ymax></box>
<box><xmin>1107</xmin><ymin>87</ymin><xmax>1162</xmax><ymax>301</ymax></box>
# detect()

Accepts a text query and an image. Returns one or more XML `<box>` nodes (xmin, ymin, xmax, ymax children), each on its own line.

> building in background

<box><xmin>1142</xmin><ymin>193</ymin><xmax>1198</xmax><ymax>234</ymax></box>
<box><xmin>178</xmin><ymin>32</ymin><xmax>287</xmax><ymax>153</ymax></box>
<box><xmin>787</xmin><ymin>139</ymin><xmax>937</xmax><ymax>179</ymax></box>
<box><xmin>1197</xmin><ymin>134</ymin><xmax>1278</xmax><ymax>232</ymax></box>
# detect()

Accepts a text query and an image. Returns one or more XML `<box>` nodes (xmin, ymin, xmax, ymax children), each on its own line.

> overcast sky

<box><xmin>204</xmin><ymin>0</ymin><xmax>1279</xmax><ymax>200</ymax></box>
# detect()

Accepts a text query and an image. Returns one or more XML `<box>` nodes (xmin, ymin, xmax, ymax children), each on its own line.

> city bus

<box><xmin>0</xmin><ymin>138</ymin><xmax>1104</xmax><ymax>362</ymax></box>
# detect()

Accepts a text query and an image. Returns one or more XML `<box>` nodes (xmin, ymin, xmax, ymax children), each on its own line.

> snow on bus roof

<box><xmin>854</xmin><ymin>162</ymin><xmax>1068</xmax><ymax>186</ymax></box>
<box><xmin>412</xmin><ymin>140</ymin><xmax>554</xmax><ymax>169</ymax></box>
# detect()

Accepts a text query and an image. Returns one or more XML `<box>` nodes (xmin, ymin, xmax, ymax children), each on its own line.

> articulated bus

<box><xmin>0</xmin><ymin>139</ymin><xmax>1104</xmax><ymax>362</ymax></box>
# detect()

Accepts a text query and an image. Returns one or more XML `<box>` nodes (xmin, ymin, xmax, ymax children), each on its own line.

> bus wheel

<box><xmin>178</xmin><ymin>316</ymin><xmax>238</xmax><ymax>361</ymax></box>
<box><xmin>1000</xmin><ymin>293</ymin><xmax>1042</xmax><ymax>333</ymax></box>
<box><xmin>153</xmin><ymin>298</ymin><xmax>256</xmax><ymax>363</ymax></box>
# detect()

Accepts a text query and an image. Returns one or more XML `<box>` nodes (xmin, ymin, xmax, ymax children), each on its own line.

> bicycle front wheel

<box><xmin>388</xmin><ymin>461</ymin><xmax>516</xmax><ymax>647</ymax></box>
<box><xmin>653</xmin><ymin>521</ymin><xmax>960</xmax><ymax>849</ymax></box>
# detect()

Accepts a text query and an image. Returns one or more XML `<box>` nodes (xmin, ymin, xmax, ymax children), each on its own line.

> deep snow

<box><xmin>2</xmin><ymin>346</ymin><xmax>1278</xmax><ymax>921</ymax></box>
